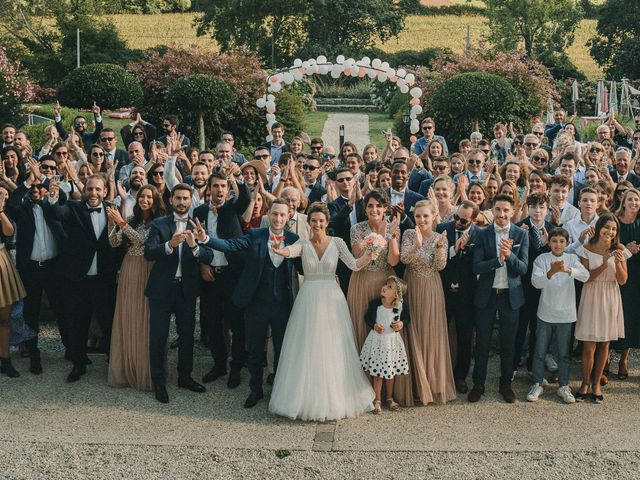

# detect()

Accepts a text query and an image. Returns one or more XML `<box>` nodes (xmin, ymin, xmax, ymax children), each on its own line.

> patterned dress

<box><xmin>401</xmin><ymin>230</ymin><xmax>456</xmax><ymax>405</ymax></box>
<box><xmin>108</xmin><ymin>222</ymin><xmax>153</xmax><ymax>391</ymax></box>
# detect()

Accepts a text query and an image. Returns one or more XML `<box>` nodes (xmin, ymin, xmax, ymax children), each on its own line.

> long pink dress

<box><xmin>401</xmin><ymin>230</ymin><xmax>456</xmax><ymax>405</ymax></box>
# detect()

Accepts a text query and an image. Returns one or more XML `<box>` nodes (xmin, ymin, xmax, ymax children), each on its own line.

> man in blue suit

<box><xmin>469</xmin><ymin>194</ymin><xmax>529</xmax><ymax>404</ymax></box>
<box><xmin>198</xmin><ymin>198</ymin><xmax>299</xmax><ymax>408</ymax></box>
<box><xmin>145</xmin><ymin>184</ymin><xmax>214</xmax><ymax>404</ymax></box>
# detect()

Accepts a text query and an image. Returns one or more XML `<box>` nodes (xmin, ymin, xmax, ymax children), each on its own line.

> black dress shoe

<box><xmin>154</xmin><ymin>385</ymin><xmax>169</xmax><ymax>404</ymax></box>
<box><xmin>30</xmin><ymin>351</ymin><xmax>43</xmax><ymax>375</ymax></box>
<box><xmin>467</xmin><ymin>385</ymin><xmax>485</xmax><ymax>403</ymax></box>
<box><xmin>202</xmin><ymin>366</ymin><xmax>227</xmax><ymax>383</ymax></box>
<box><xmin>178</xmin><ymin>377</ymin><xmax>206</xmax><ymax>393</ymax></box>
<box><xmin>244</xmin><ymin>391</ymin><xmax>264</xmax><ymax>408</ymax></box>
<box><xmin>227</xmin><ymin>369</ymin><xmax>241</xmax><ymax>389</ymax></box>
<box><xmin>66</xmin><ymin>365</ymin><xmax>87</xmax><ymax>383</ymax></box>
<box><xmin>0</xmin><ymin>359</ymin><xmax>20</xmax><ymax>378</ymax></box>
<box><xmin>266</xmin><ymin>373</ymin><xmax>275</xmax><ymax>386</ymax></box>
<box><xmin>455</xmin><ymin>379</ymin><xmax>468</xmax><ymax>394</ymax></box>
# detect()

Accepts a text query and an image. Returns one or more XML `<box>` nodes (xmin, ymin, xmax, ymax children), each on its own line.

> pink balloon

<box><xmin>410</xmin><ymin>98</ymin><xmax>420</xmax><ymax>106</ymax></box>
<box><xmin>390</xmin><ymin>75</ymin><xmax>398</xmax><ymax>82</ymax></box>
<box><xmin>266</xmin><ymin>106</ymin><xmax>276</xmax><ymax>114</ymax></box>
<box><xmin>270</xmin><ymin>76</ymin><xmax>278</xmax><ymax>83</ymax></box>
<box><xmin>358</xmin><ymin>68</ymin><xmax>366</xmax><ymax>78</ymax></box>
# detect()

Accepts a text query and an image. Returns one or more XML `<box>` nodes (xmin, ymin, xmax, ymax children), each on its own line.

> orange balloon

<box><xmin>410</xmin><ymin>98</ymin><xmax>420</xmax><ymax>106</ymax></box>
<box><xmin>409</xmin><ymin>135</ymin><xmax>417</xmax><ymax>143</ymax></box>
<box><xmin>390</xmin><ymin>75</ymin><xmax>398</xmax><ymax>82</ymax></box>
<box><xmin>358</xmin><ymin>68</ymin><xmax>366</xmax><ymax>77</ymax></box>
<box><xmin>270</xmin><ymin>76</ymin><xmax>279</xmax><ymax>83</ymax></box>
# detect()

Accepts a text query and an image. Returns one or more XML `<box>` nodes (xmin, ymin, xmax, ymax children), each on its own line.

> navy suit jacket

<box><xmin>144</xmin><ymin>215</ymin><xmax>214</xmax><ymax>300</ymax></box>
<box><xmin>203</xmin><ymin>228</ymin><xmax>299</xmax><ymax>309</ymax></box>
<box><xmin>611</xmin><ymin>171</ymin><xmax>640</xmax><ymax>188</ymax></box>
<box><xmin>472</xmin><ymin>223</ymin><xmax>529</xmax><ymax>310</ymax></box>
<box><xmin>305</xmin><ymin>182</ymin><xmax>326</xmax><ymax>204</ymax></box>
<box><xmin>436</xmin><ymin>221</ymin><xmax>481</xmax><ymax>303</ymax></box>
<box><xmin>386</xmin><ymin>188</ymin><xmax>424</xmax><ymax>229</ymax></box>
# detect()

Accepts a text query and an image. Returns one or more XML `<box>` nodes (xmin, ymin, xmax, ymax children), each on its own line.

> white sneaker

<box><xmin>557</xmin><ymin>386</ymin><xmax>576</xmax><ymax>404</ymax></box>
<box><xmin>545</xmin><ymin>354</ymin><xmax>559</xmax><ymax>373</ymax></box>
<box><xmin>526</xmin><ymin>383</ymin><xmax>544</xmax><ymax>402</ymax></box>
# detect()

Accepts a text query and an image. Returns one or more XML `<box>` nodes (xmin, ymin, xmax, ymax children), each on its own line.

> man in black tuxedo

<box><xmin>201</xmin><ymin>199</ymin><xmax>298</xmax><ymax>408</ymax></box>
<box><xmin>6</xmin><ymin>166</ymin><xmax>67</xmax><ymax>374</ymax></box>
<box><xmin>144</xmin><ymin>184</ymin><xmax>213</xmax><ymax>403</ymax></box>
<box><xmin>45</xmin><ymin>175</ymin><xmax>120</xmax><ymax>382</ymax></box>
<box><xmin>514</xmin><ymin>192</ymin><xmax>553</xmax><ymax>375</ymax></box>
<box><xmin>328</xmin><ymin>168</ymin><xmax>365</xmax><ymax>294</ymax></box>
<box><xmin>193</xmin><ymin>172</ymin><xmax>250</xmax><ymax>389</ymax></box>
<box><xmin>469</xmin><ymin>194</ymin><xmax>529</xmax><ymax>404</ymax></box>
<box><xmin>611</xmin><ymin>148</ymin><xmax>640</xmax><ymax>187</ymax></box>
<box><xmin>436</xmin><ymin>200</ymin><xmax>481</xmax><ymax>394</ymax></box>
<box><xmin>302</xmin><ymin>156</ymin><xmax>326</xmax><ymax>204</ymax></box>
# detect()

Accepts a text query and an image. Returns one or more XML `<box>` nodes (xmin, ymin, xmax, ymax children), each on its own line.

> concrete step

<box><xmin>316</xmin><ymin>104</ymin><xmax>379</xmax><ymax>111</ymax></box>
<box><xmin>315</xmin><ymin>97</ymin><xmax>375</xmax><ymax>106</ymax></box>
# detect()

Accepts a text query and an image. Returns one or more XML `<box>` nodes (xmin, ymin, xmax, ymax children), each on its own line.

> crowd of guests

<box><xmin>0</xmin><ymin>104</ymin><xmax>639</xmax><ymax>418</ymax></box>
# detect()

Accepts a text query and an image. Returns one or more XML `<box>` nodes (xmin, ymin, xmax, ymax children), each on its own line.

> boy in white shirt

<box><xmin>527</xmin><ymin>227</ymin><xmax>590</xmax><ymax>404</ymax></box>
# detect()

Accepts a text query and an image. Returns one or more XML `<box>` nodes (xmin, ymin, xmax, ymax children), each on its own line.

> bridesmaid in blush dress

<box><xmin>401</xmin><ymin>200</ymin><xmax>456</xmax><ymax>405</ymax></box>
<box><xmin>107</xmin><ymin>185</ymin><xmax>166</xmax><ymax>391</ymax></box>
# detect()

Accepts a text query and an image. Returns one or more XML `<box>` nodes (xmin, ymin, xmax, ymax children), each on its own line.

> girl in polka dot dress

<box><xmin>360</xmin><ymin>276</ymin><xmax>410</xmax><ymax>414</ymax></box>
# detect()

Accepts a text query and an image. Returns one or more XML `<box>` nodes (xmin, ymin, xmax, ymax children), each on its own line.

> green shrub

<box><xmin>387</xmin><ymin>48</ymin><xmax>448</xmax><ymax>69</ymax></box>
<box><xmin>426</xmin><ymin>72</ymin><xmax>519</xmax><ymax>147</ymax></box>
<box><xmin>388</xmin><ymin>91</ymin><xmax>411</xmax><ymax>118</ymax></box>
<box><xmin>315</xmin><ymin>82</ymin><xmax>372</xmax><ymax>99</ymax></box>
<box><xmin>57</xmin><ymin>63</ymin><xmax>143</xmax><ymax>110</ymax></box>
<box><xmin>272</xmin><ymin>90</ymin><xmax>306</xmax><ymax>137</ymax></box>
<box><xmin>392</xmin><ymin>110</ymin><xmax>412</xmax><ymax>146</ymax></box>
<box><xmin>166</xmin><ymin>74</ymin><xmax>235</xmax><ymax>149</ymax></box>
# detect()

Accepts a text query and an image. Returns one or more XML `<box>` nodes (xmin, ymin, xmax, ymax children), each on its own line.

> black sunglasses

<box><xmin>303</xmin><ymin>165</ymin><xmax>319</xmax><ymax>171</ymax></box>
<box><xmin>433</xmin><ymin>164</ymin><xmax>448</xmax><ymax>171</ymax></box>
<box><xmin>100</xmin><ymin>137</ymin><xmax>115</xmax><ymax>142</ymax></box>
<box><xmin>453</xmin><ymin>213</ymin><xmax>470</xmax><ymax>225</ymax></box>
<box><xmin>336</xmin><ymin>177</ymin><xmax>352</xmax><ymax>183</ymax></box>
<box><xmin>467</xmin><ymin>159</ymin><xmax>482</xmax><ymax>165</ymax></box>
<box><xmin>254</xmin><ymin>154</ymin><xmax>269</xmax><ymax>160</ymax></box>
<box><xmin>40</xmin><ymin>164</ymin><xmax>56</xmax><ymax>171</ymax></box>
<box><xmin>322</xmin><ymin>153</ymin><xmax>336</xmax><ymax>159</ymax></box>
<box><xmin>152</xmin><ymin>171</ymin><xmax>164</xmax><ymax>177</ymax></box>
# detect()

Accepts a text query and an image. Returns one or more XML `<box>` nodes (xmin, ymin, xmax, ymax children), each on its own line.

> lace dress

<box><xmin>347</xmin><ymin>221</ymin><xmax>395</xmax><ymax>351</ymax></box>
<box><xmin>108</xmin><ymin>222</ymin><xmax>153</xmax><ymax>391</ymax></box>
<box><xmin>269</xmin><ymin>237</ymin><xmax>375</xmax><ymax>422</ymax></box>
<box><xmin>401</xmin><ymin>230</ymin><xmax>456</xmax><ymax>405</ymax></box>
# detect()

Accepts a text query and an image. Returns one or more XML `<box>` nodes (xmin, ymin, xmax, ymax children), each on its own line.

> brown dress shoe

<box><xmin>455</xmin><ymin>379</ymin><xmax>469</xmax><ymax>394</ymax></box>
<box><xmin>499</xmin><ymin>385</ymin><xmax>517</xmax><ymax>403</ymax></box>
<box><xmin>467</xmin><ymin>385</ymin><xmax>484</xmax><ymax>403</ymax></box>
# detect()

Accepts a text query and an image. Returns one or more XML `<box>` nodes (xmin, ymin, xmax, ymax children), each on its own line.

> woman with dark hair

<box><xmin>269</xmin><ymin>202</ymin><xmax>375</xmax><ymax>421</ymax></box>
<box><xmin>147</xmin><ymin>162</ymin><xmax>171</xmax><ymax>212</ymax></box>
<box><xmin>612</xmin><ymin>180</ymin><xmax>634</xmax><ymax>212</ymax></box>
<box><xmin>87</xmin><ymin>144</ymin><xmax>108</xmax><ymax>174</ymax></box>
<box><xmin>612</xmin><ymin>189</ymin><xmax>640</xmax><ymax>379</ymax></box>
<box><xmin>0</xmin><ymin>186</ymin><xmax>25</xmax><ymax>377</ymax></box>
<box><xmin>0</xmin><ymin>146</ymin><xmax>21</xmax><ymax>192</ymax></box>
<box><xmin>465</xmin><ymin>182</ymin><xmax>493</xmax><ymax>226</ymax></box>
<box><xmin>107</xmin><ymin>185</ymin><xmax>166</xmax><ymax>391</ymax></box>
<box><xmin>339</xmin><ymin>141</ymin><xmax>357</xmax><ymax>166</ymax></box>
<box><xmin>575</xmin><ymin>213</ymin><xmax>630</xmax><ymax>402</ymax></box>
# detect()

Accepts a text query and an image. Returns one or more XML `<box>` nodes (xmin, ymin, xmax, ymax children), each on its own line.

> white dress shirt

<box><xmin>30</xmin><ymin>203</ymin><xmax>57</xmax><ymax>262</ymax></box>
<box><xmin>164</xmin><ymin>214</ymin><xmax>200</xmax><ymax>278</ymax></box>
<box><xmin>564</xmin><ymin>214</ymin><xmax>598</xmax><ymax>253</ymax></box>
<box><xmin>87</xmin><ymin>204</ymin><xmax>106</xmax><ymax>276</ymax></box>
<box><xmin>207</xmin><ymin>205</ymin><xmax>228</xmax><ymax>267</ymax></box>
<box><xmin>492</xmin><ymin>224</ymin><xmax>510</xmax><ymax>289</ymax></box>
<box><xmin>267</xmin><ymin>229</ymin><xmax>285</xmax><ymax>268</ymax></box>
<box><xmin>531</xmin><ymin>252</ymin><xmax>590</xmax><ymax>323</ymax></box>
<box><xmin>390</xmin><ymin>188</ymin><xmax>406</xmax><ymax>207</ymax></box>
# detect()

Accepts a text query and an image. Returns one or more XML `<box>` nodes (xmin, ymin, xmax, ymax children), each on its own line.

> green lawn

<box><xmin>305</xmin><ymin>109</ymin><xmax>393</xmax><ymax>151</ymax></box>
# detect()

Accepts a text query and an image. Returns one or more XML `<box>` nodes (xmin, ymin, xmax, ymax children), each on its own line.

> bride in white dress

<box><xmin>269</xmin><ymin>203</ymin><xmax>376</xmax><ymax>421</ymax></box>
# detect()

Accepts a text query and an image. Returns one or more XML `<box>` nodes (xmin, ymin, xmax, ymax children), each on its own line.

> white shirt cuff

<box><xmin>165</xmin><ymin>241</ymin><xmax>173</xmax><ymax>255</ymax></box>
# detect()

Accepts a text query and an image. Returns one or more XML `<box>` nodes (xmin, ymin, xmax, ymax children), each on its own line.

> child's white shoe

<box><xmin>526</xmin><ymin>383</ymin><xmax>544</xmax><ymax>402</ymax></box>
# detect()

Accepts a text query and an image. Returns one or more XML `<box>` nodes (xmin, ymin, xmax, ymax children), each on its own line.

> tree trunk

<box><xmin>199</xmin><ymin>112</ymin><xmax>205</xmax><ymax>150</ymax></box>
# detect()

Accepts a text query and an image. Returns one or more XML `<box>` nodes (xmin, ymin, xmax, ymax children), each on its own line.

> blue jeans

<box><xmin>532</xmin><ymin>319</ymin><xmax>572</xmax><ymax>387</ymax></box>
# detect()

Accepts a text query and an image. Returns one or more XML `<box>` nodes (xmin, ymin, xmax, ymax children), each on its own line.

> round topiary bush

<box><xmin>57</xmin><ymin>63</ymin><xmax>143</xmax><ymax>109</ymax></box>
<box><xmin>165</xmin><ymin>74</ymin><xmax>236</xmax><ymax>149</ymax></box>
<box><xmin>425</xmin><ymin>72</ymin><xmax>518</xmax><ymax>148</ymax></box>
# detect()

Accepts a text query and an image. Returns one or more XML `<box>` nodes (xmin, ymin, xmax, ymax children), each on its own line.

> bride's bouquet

<box><xmin>362</xmin><ymin>233</ymin><xmax>386</xmax><ymax>261</ymax></box>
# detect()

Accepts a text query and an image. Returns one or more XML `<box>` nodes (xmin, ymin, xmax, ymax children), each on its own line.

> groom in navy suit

<box><xmin>469</xmin><ymin>194</ymin><xmax>529</xmax><ymax>404</ymax></box>
<box><xmin>145</xmin><ymin>184</ymin><xmax>214</xmax><ymax>404</ymax></box>
<box><xmin>199</xmin><ymin>198</ymin><xmax>299</xmax><ymax>408</ymax></box>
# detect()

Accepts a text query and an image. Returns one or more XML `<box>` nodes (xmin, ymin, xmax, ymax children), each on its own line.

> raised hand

<box><xmin>116</xmin><ymin>181</ymin><xmax>128</xmax><ymax>201</ymax></box>
<box><xmin>184</xmin><ymin>229</ymin><xmax>197</xmax><ymax>248</ymax></box>
<box><xmin>54</xmin><ymin>101</ymin><xmax>62</xmax><ymax>117</ymax></box>
<box><xmin>65</xmin><ymin>159</ymin><xmax>79</xmax><ymax>182</ymax></box>
<box><xmin>106</xmin><ymin>206</ymin><xmax>124</xmax><ymax>224</ymax></box>
<box><xmin>455</xmin><ymin>231</ymin><xmax>470</xmax><ymax>252</ymax></box>
<box><xmin>28</xmin><ymin>158</ymin><xmax>41</xmax><ymax>180</ymax></box>
<box><xmin>188</xmin><ymin>218</ymin><xmax>207</xmax><ymax>242</ymax></box>
<box><xmin>389</xmin><ymin>212</ymin><xmax>400</xmax><ymax>236</ymax></box>
<box><xmin>92</xmin><ymin>102</ymin><xmax>101</xmax><ymax>116</ymax></box>
<box><xmin>540</xmin><ymin>227</ymin><xmax>549</xmax><ymax>246</ymax></box>
<box><xmin>549</xmin><ymin>205</ymin><xmax>561</xmax><ymax>226</ymax></box>
<box><xmin>414</xmin><ymin>223</ymin><xmax>423</xmax><ymax>247</ymax></box>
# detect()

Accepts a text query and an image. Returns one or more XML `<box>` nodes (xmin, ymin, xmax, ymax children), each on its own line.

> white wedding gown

<box><xmin>269</xmin><ymin>237</ymin><xmax>375</xmax><ymax>421</ymax></box>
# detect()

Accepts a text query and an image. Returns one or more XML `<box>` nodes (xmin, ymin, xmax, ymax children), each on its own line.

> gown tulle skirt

<box><xmin>269</xmin><ymin>273</ymin><xmax>375</xmax><ymax>421</ymax></box>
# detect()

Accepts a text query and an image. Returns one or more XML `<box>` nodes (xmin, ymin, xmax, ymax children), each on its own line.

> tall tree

<box><xmin>589</xmin><ymin>0</ymin><xmax>640</xmax><ymax>79</ymax></box>
<box><xmin>484</xmin><ymin>0</ymin><xmax>582</xmax><ymax>60</ymax></box>
<box><xmin>195</xmin><ymin>0</ymin><xmax>404</xmax><ymax>68</ymax></box>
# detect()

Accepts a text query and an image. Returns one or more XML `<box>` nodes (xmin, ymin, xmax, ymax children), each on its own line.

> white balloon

<box><xmin>350</xmin><ymin>66</ymin><xmax>359</xmax><ymax>76</ymax></box>
<box><xmin>293</xmin><ymin>58</ymin><xmax>302</xmax><ymax>67</ymax></box>
<box><xmin>265</xmin><ymin>134</ymin><xmax>273</xmax><ymax>142</ymax></box>
<box><xmin>399</xmin><ymin>84</ymin><xmax>409</xmax><ymax>94</ymax></box>
<box><xmin>292</xmin><ymin>70</ymin><xmax>304</xmax><ymax>81</ymax></box>
<box><xmin>256</xmin><ymin>98</ymin><xmax>266</xmax><ymax>108</ymax></box>
<box><xmin>267</xmin><ymin>94</ymin><xmax>275</xmax><ymax>102</ymax></box>
<box><xmin>405</xmin><ymin>73</ymin><xmax>415</xmax><ymax>85</ymax></box>
<box><xmin>265</xmin><ymin>100</ymin><xmax>275</xmax><ymax>109</ymax></box>
<box><xmin>372</xmin><ymin>58</ymin><xmax>382</xmax><ymax>68</ymax></box>
<box><xmin>283</xmin><ymin>72</ymin><xmax>294</xmax><ymax>84</ymax></box>
<box><xmin>361</xmin><ymin>56</ymin><xmax>371</xmax><ymax>65</ymax></box>
<box><xmin>378</xmin><ymin>72</ymin><xmax>388</xmax><ymax>82</ymax></box>
<box><xmin>266</xmin><ymin>113</ymin><xmax>276</xmax><ymax>122</ymax></box>
<box><xmin>336</xmin><ymin>54</ymin><xmax>345</xmax><ymax>64</ymax></box>
<box><xmin>410</xmin><ymin>87</ymin><xmax>423</xmax><ymax>98</ymax></box>
<box><xmin>387</xmin><ymin>68</ymin><xmax>396</xmax><ymax>78</ymax></box>
<box><xmin>381</xmin><ymin>61</ymin><xmax>389</xmax><ymax>70</ymax></box>
<box><xmin>308</xmin><ymin>58</ymin><xmax>317</xmax><ymax>65</ymax></box>
<box><xmin>319</xmin><ymin>65</ymin><xmax>331</xmax><ymax>75</ymax></box>
<box><xmin>271</xmin><ymin>82</ymin><xmax>282</xmax><ymax>92</ymax></box>
<box><xmin>317</xmin><ymin>55</ymin><xmax>327</xmax><ymax>64</ymax></box>
<box><xmin>331</xmin><ymin>69</ymin><xmax>341</xmax><ymax>79</ymax></box>
<box><xmin>410</xmin><ymin>125</ymin><xmax>419</xmax><ymax>134</ymax></box>
<box><xmin>268</xmin><ymin>119</ymin><xmax>276</xmax><ymax>128</ymax></box>
<box><xmin>305</xmin><ymin>65</ymin><xmax>315</xmax><ymax>75</ymax></box>
<box><xmin>411</xmin><ymin>105</ymin><xmax>423</xmax><ymax>115</ymax></box>
<box><xmin>396</xmin><ymin>68</ymin><xmax>407</xmax><ymax>77</ymax></box>
<box><xmin>367</xmin><ymin>68</ymin><xmax>377</xmax><ymax>79</ymax></box>
<box><xmin>266</xmin><ymin>106</ymin><xmax>276</xmax><ymax>114</ymax></box>
<box><xmin>347</xmin><ymin>58</ymin><xmax>355</xmax><ymax>66</ymax></box>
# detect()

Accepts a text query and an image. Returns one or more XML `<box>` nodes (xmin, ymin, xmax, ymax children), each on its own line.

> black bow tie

<box><xmin>88</xmin><ymin>207</ymin><xmax>102</xmax><ymax>213</ymax></box>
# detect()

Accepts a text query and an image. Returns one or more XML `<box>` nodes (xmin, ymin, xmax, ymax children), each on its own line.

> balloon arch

<box><xmin>256</xmin><ymin>55</ymin><xmax>424</xmax><ymax>142</ymax></box>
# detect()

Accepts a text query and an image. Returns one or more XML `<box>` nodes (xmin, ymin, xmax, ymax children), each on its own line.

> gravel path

<box><xmin>321</xmin><ymin>113</ymin><xmax>370</xmax><ymax>152</ymax></box>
